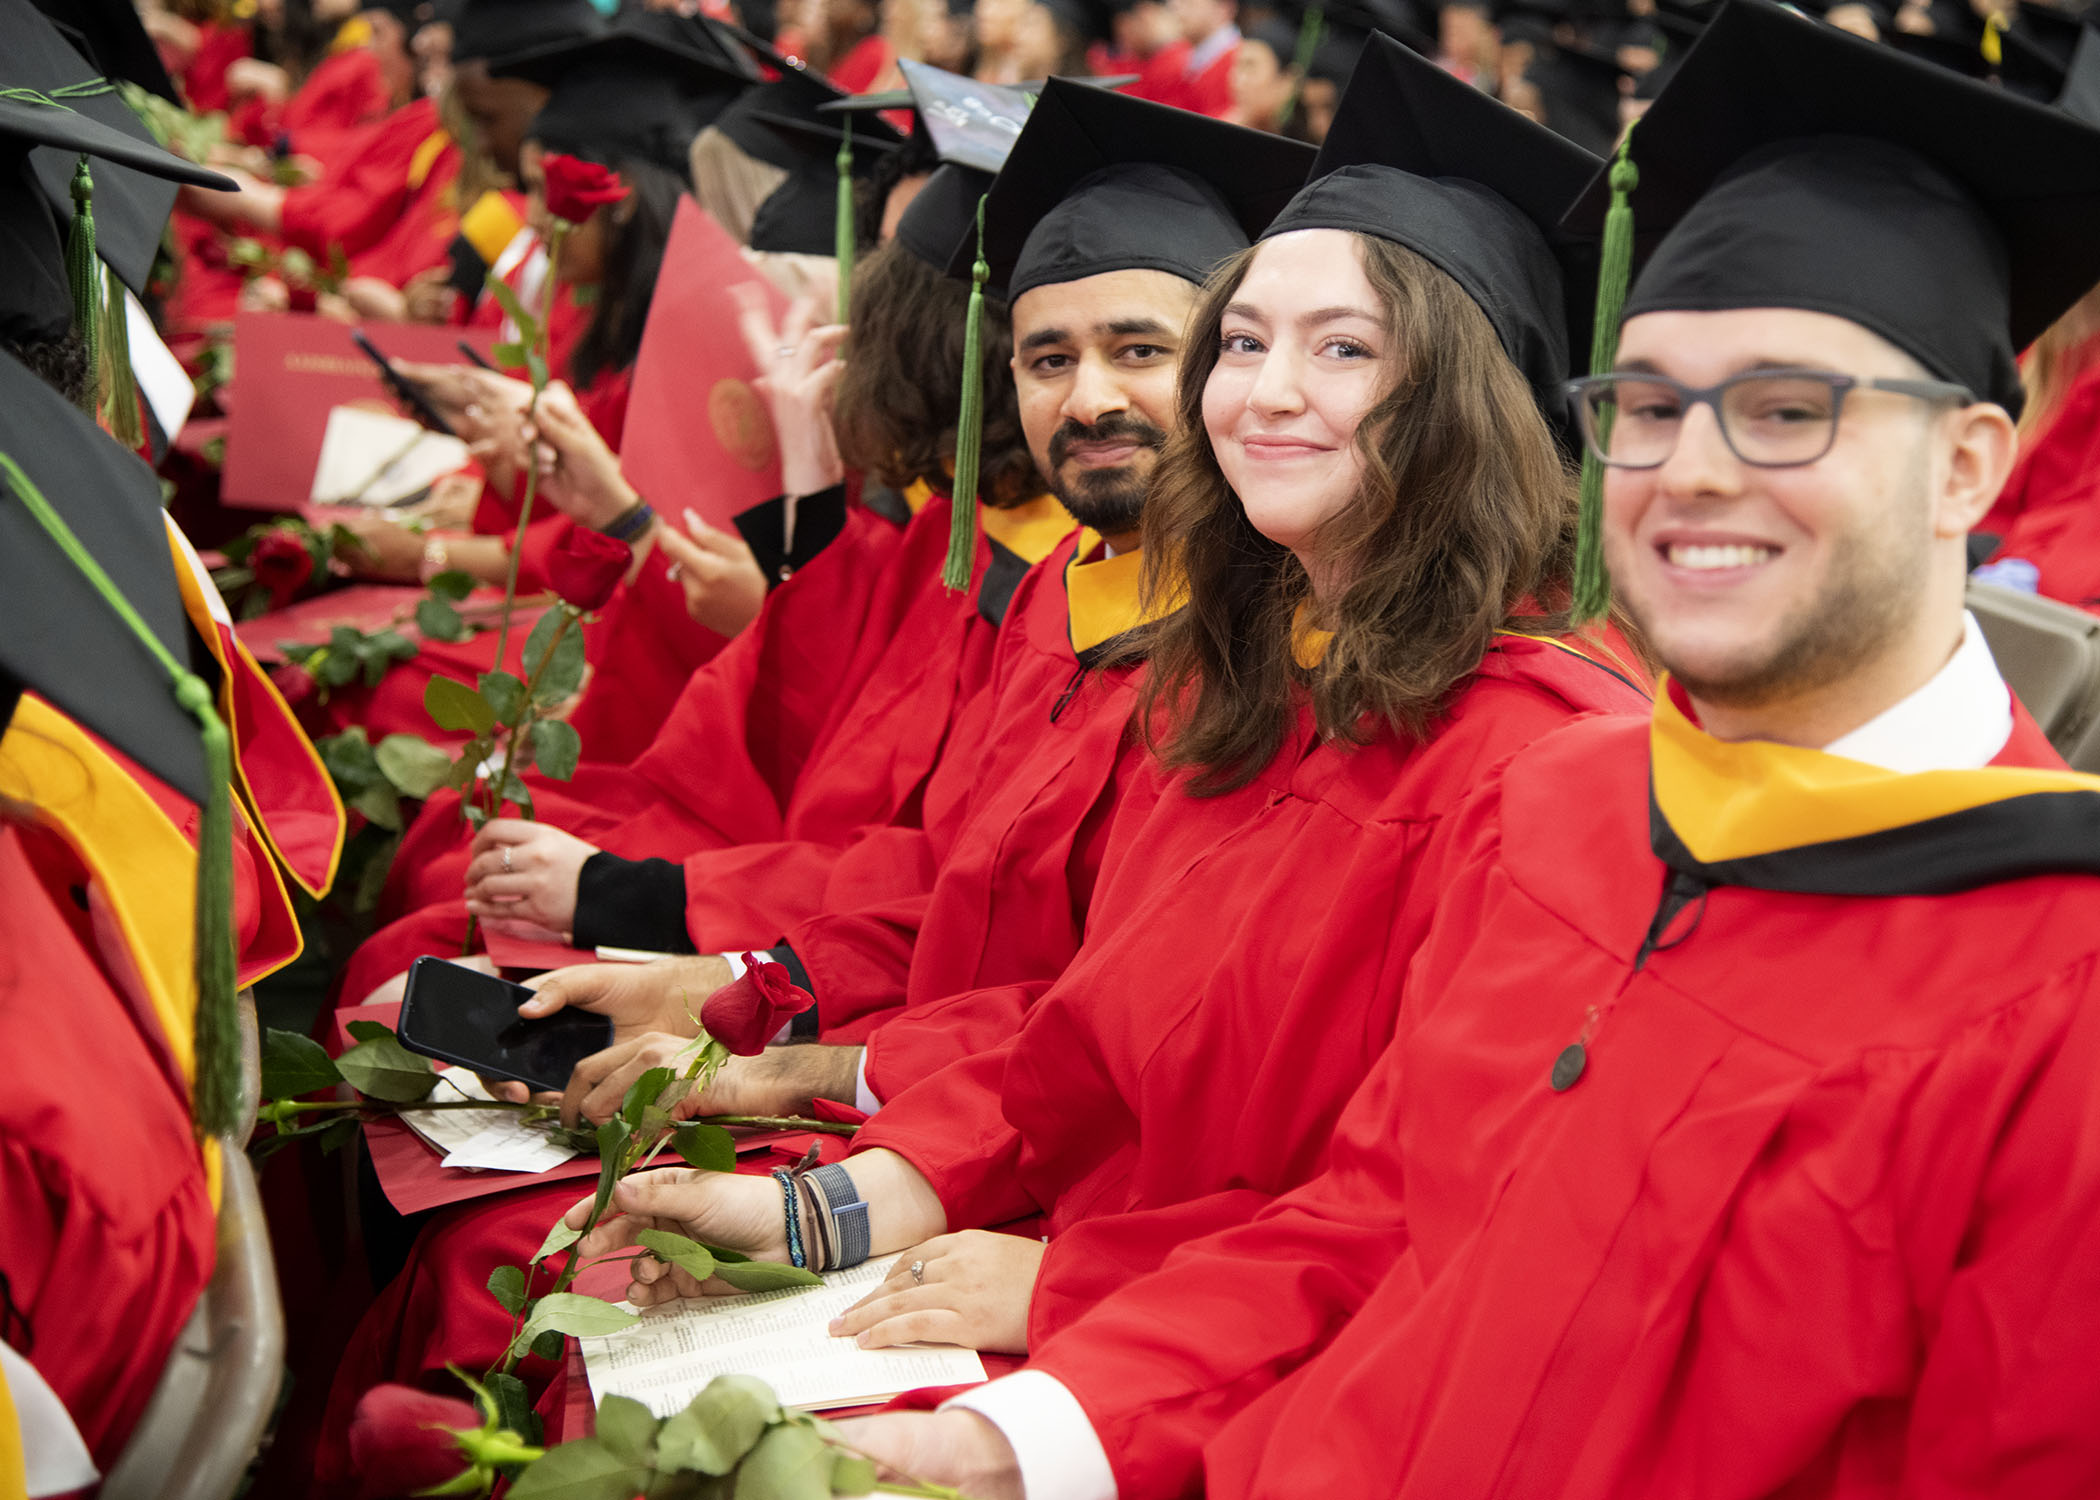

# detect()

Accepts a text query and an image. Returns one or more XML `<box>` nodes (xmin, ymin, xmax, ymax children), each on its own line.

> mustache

<box><xmin>1047</xmin><ymin>413</ymin><xmax>1168</xmax><ymax>469</ymax></box>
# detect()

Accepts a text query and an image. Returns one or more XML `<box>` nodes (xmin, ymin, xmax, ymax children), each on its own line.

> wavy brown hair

<box><xmin>831</xmin><ymin>242</ymin><xmax>1041</xmax><ymax>507</ymax></box>
<box><xmin>1136</xmin><ymin>232</ymin><xmax>1581</xmax><ymax>793</ymax></box>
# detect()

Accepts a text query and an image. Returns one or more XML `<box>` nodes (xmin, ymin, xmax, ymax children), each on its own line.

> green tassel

<box><xmin>0</xmin><ymin>450</ymin><xmax>241</xmax><ymax>1139</ymax></box>
<box><xmin>835</xmin><ymin>114</ymin><xmax>854</xmax><ymax>324</ymax></box>
<box><xmin>942</xmin><ymin>195</ymin><xmax>990</xmax><ymax>594</ymax></box>
<box><xmin>64</xmin><ymin>156</ymin><xmax>102</xmax><ymax>421</ymax></box>
<box><xmin>1573</xmin><ymin>124</ymin><xmax>1639</xmax><ymax>626</ymax></box>
<box><xmin>1279</xmin><ymin>4</ymin><xmax>1324</xmax><ymax>131</ymax></box>
<box><xmin>101</xmin><ymin>263</ymin><xmax>144</xmax><ymax>451</ymax></box>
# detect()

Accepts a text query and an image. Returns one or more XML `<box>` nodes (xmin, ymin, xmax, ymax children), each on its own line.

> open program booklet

<box><xmin>579</xmin><ymin>1261</ymin><xmax>987</xmax><ymax>1416</ymax></box>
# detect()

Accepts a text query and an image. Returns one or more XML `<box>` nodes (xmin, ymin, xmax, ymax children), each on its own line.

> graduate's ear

<box><xmin>1934</xmin><ymin>399</ymin><xmax>2018</xmax><ymax>540</ymax></box>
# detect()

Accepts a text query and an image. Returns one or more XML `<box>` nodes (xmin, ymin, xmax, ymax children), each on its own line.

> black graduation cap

<box><xmin>2063</xmin><ymin>26</ymin><xmax>2100</xmax><ymax>125</ymax></box>
<box><xmin>893</xmin><ymin>160</ymin><xmax>995</xmax><ymax>271</ymax></box>
<box><xmin>2015</xmin><ymin>0</ymin><xmax>2088</xmax><ymax>67</ymax></box>
<box><xmin>1037</xmin><ymin>0</ymin><xmax>1115</xmax><ymax>44</ymax></box>
<box><xmin>527</xmin><ymin>16</ymin><xmax>757</xmax><ymax>174</ymax></box>
<box><xmin>26</xmin><ymin>0</ymin><xmax>179</xmax><ymax>104</ymax></box>
<box><xmin>1528</xmin><ymin>41</ymin><xmax>1632</xmax><ymax>155</ymax></box>
<box><xmin>1572</xmin><ymin>0</ymin><xmax>2100</xmax><ymax>416</ymax></box>
<box><xmin>0</xmin><ymin>90</ymin><xmax>234</xmax><ymax>345</ymax></box>
<box><xmin>1</xmin><ymin>0</ymin><xmax>234</xmax><ymax>297</ymax></box>
<box><xmin>454</xmin><ymin>0</ymin><xmax>611</xmax><ymax>68</ymax></box>
<box><xmin>712</xmin><ymin>53</ymin><xmax>902</xmax><ymax>172</ymax></box>
<box><xmin>960</xmin><ymin>76</ymin><xmax>1314</xmax><ymax>300</ymax></box>
<box><xmin>1268</xmin><ymin>31</ymin><xmax>1601</xmax><ymax>409</ymax></box>
<box><xmin>0</xmin><ymin>349</ymin><xmax>208</xmax><ymax>803</ymax></box>
<box><xmin>747</xmin><ymin>155</ymin><xmax>855</xmax><ymax>253</ymax></box>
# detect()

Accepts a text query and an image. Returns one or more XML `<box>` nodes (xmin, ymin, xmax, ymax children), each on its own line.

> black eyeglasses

<box><xmin>1565</xmin><ymin>368</ymin><xmax>1975</xmax><ymax>470</ymax></box>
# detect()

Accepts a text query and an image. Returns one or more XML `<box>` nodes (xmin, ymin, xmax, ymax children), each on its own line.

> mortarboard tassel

<box><xmin>0</xmin><ymin>449</ymin><xmax>241</xmax><ymax>1139</ymax></box>
<box><xmin>64</xmin><ymin>156</ymin><xmax>104</xmax><ymax>422</ymax></box>
<box><xmin>100</xmin><ymin>263</ymin><xmax>143</xmax><ymax>451</ymax></box>
<box><xmin>1572</xmin><ymin>124</ymin><xmax>1638</xmax><ymax>626</ymax></box>
<box><xmin>942</xmin><ymin>195</ymin><xmax>990</xmax><ymax>593</ymax></box>
<box><xmin>1279</xmin><ymin>5</ymin><xmax>1325</xmax><ymax>131</ymax></box>
<box><xmin>835</xmin><ymin>114</ymin><xmax>854</xmax><ymax>324</ymax></box>
<box><xmin>1982</xmin><ymin>12</ymin><xmax>2004</xmax><ymax>66</ymax></box>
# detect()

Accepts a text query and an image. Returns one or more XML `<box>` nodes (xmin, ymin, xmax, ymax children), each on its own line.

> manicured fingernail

<box><xmin>683</xmin><ymin>508</ymin><xmax>704</xmax><ymax>533</ymax></box>
<box><xmin>854</xmin><ymin>1333</ymin><xmax>871</xmax><ymax>1347</ymax></box>
<box><xmin>827</xmin><ymin>1317</ymin><xmax>844</xmax><ymax>1333</ymax></box>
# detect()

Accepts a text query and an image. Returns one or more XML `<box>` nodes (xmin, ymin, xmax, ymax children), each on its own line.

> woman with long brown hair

<box><xmin>564</xmin><ymin>41</ymin><xmax>1649</xmax><ymax>1490</ymax></box>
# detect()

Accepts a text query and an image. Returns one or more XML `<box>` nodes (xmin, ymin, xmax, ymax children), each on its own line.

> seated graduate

<box><xmin>561</xmin><ymin>27</ymin><xmax>1647</xmax><ymax>1413</ymax></box>
<box><xmin>871</xmin><ymin>7</ymin><xmax>2100</xmax><ymax>1498</ymax></box>
<box><xmin>487</xmin><ymin>79</ymin><xmax>1319</xmax><ymax>1120</ymax></box>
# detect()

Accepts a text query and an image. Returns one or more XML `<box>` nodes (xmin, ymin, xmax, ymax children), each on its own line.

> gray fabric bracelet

<box><xmin>804</xmin><ymin>1163</ymin><xmax>870</xmax><ymax>1270</ymax></box>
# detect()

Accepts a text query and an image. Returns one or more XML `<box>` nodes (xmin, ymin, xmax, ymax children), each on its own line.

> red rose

<box><xmin>252</xmin><ymin>528</ymin><xmax>315</xmax><ymax>608</ymax></box>
<box><xmin>540</xmin><ymin>153</ymin><xmax>630</xmax><ymax>226</ymax></box>
<box><xmin>546</xmin><ymin>525</ymin><xmax>630</xmax><ymax>611</ymax></box>
<box><xmin>346</xmin><ymin>1383</ymin><xmax>481</xmax><ymax>1500</ymax></box>
<box><xmin>702</xmin><ymin>956</ymin><xmax>815</xmax><ymax>1055</ymax></box>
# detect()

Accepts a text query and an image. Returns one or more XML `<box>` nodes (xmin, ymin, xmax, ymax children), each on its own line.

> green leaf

<box><xmin>523</xmin><ymin>611</ymin><xmax>587</xmax><ymax>706</ymax></box>
<box><xmin>531</xmin><ymin>718</ymin><xmax>582</xmax><ymax>782</ymax></box>
<box><xmin>830</xmin><ymin>1455</ymin><xmax>877</xmax><ymax>1495</ymax></box>
<box><xmin>589</xmin><ymin>1118</ymin><xmax>633</xmax><ymax>1227</ymax></box>
<box><xmin>527</xmin><ymin>346</ymin><xmax>549</xmax><ymax>393</ymax></box>
<box><xmin>317</xmin><ymin>727</ymin><xmax>380</xmax><ymax>789</ymax></box>
<box><xmin>373</xmin><ymin>628</ymin><xmax>419</xmax><ymax>664</ymax></box>
<box><xmin>594</xmin><ymin>1394</ymin><xmax>660</xmax><ymax>1466</ymax></box>
<box><xmin>259</xmin><ymin>1028</ymin><xmax>341</xmax><ymax>1099</ymax></box>
<box><xmin>636</xmin><ymin>1229</ymin><xmax>716</xmax><ymax>1284</ymax></box>
<box><xmin>313</xmin><ymin>1116</ymin><xmax>360</xmax><ymax>1155</ymax></box>
<box><xmin>427</xmin><ymin>568</ymin><xmax>476</xmax><ymax>601</ymax></box>
<box><xmin>349</xmin><ymin>779</ymin><xmax>403</xmax><ymax>832</ymax></box>
<box><xmin>336</xmin><ymin>1026</ymin><xmax>439</xmax><ymax>1103</ymax></box>
<box><xmin>488</xmin><ymin>1264</ymin><xmax>528</xmax><ymax>1316</ymax></box>
<box><xmin>531</xmin><ymin>1327</ymin><xmax>567</xmax><ymax>1362</ymax></box>
<box><xmin>708</xmin><ymin>1259</ymin><xmax>823</xmax><ymax>1294</ymax></box>
<box><xmin>519</xmin><ymin>1292</ymin><xmax>640</xmax><ymax>1342</ymax></box>
<box><xmin>417</xmin><ymin>594</ymin><xmax>473</xmax><ymax>644</ymax></box>
<box><xmin>673</xmin><ymin>1122</ymin><xmax>737</xmax><ymax>1174</ymax></box>
<box><xmin>621</xmin><ymin>1067</ymin><xmax>676</xmax><ymax>1131</ymax></box>
<box><xmin>446</xmin><ymin>738</ymin><xmax>488</xmax><ymax>791</ymax></box>
<box><xmin>318</xmin><ymin>648</ymin><xmax>361</xmax><ymax>689</ymax></box>
<box><xmin>489</xmin><ymin>1370</ymin><xmax>540</xmax><ymax>1441</ymax></box>
<box><xmin>532</xmin><ymin>1219</ymin><xmax>583</xmax><ymax>1265</ymax></box>
<box><xmin>480</xmin><ymin>669</ymin><xmax>528</xmax><ymax>723</ymax></box>
<box><xmin>345</xmin><ymin>1019</ymin><xmax>394</xmax><ymax>1043</ymax></box>
<box><xmin>375</xmin><ymin>733</ymin><xmax>454</xmax><ymax>799</ymax></box>
<box><xmin>491</xmin><ymin>340</ymin><xmax>527</xmax><ymax>367</ymax></box>
<box><xmin>505</xmin><ymin>1438</ymin><xmax>651</xmax><ymax>1500</ymax></box>
<box><xmin>486</xmin><ymin>278</ymin><xmax>537</xmax><ymax>343</ymax></box>
<box><xmin>732</xmin><ymin>1422</ymin><xmax>832</xmax><ymax>1500</ymax></box>
<box><xmin>657</xmin><ymin>1376</ymin><xmax>780</xmax><ymax>1476</ymax></box>
<box><xmin>426</xmin><ymin>674</ymin><xmax>497</xmax><ymax>734</ymax></box>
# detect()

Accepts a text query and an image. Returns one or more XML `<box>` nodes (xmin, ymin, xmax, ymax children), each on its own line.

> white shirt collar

<box><xmin>1186</xmin><ymin>21</ymin><xmax>1240</xmax><ymax>73</ymax></box>
<box><xmin>1821</xmin><ymin>611</ymin><xmax>2013</xmax><ymax>773</ymax></box>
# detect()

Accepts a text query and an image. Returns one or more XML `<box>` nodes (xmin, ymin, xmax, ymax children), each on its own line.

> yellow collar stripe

<box><xmin>1065</xmin><ymin>536</ymin><xmax>1166</xmax><ymax>658</ymax></box>
<box><xmin>1650</xmin><ymin>682</ymin><xmax>2100</xmax><ymax>864</ymax></box>
<box><xmin>460</xmin><ymin>190</ymin><xmax>526</xmax><ymax>267</ymax></box>
<box><xmin>903</xmin><ymin>478</ymin><xmax>935</xmax><ymax>515</ymax></box>
<box><xmin>408</xmin><ymin>129</ymin><xmax>453</xmax><ymax>191</ymax></box>
<box><xmin>979</xmin><ymin>493</ymin><xmax>1076</xmax><ymax>567</ymax></box>
<box><xmin>0</xmin><ymin>1364</ymin><xmax>23</xmax><ymax>1500</ymax></box>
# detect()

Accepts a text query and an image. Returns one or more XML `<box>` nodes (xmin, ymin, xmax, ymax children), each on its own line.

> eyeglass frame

<box><xmin>1563</xmin><ymin>367</ymin><xmax>1977</xmax><ymax>470</ymax></box>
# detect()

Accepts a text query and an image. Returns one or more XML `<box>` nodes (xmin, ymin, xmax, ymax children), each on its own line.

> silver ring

<box><xmin>909</xmin><ymin>1260</ymin><xmax>924</xmax><ymax>1284</ymax></box>
<box><xmin>502</xmin><ymin>845</ymin><xmax>513</xmax><ymax>873</ymax></box>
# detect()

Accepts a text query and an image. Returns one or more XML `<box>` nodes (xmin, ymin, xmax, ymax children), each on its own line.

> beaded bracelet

<box><xmin>772</xmin><ymin>1167</ymin><xmax>806</xmax><ymax>1270</ymax></box>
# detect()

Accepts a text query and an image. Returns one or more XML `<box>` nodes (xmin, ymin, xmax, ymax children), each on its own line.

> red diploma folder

<box><xmin>618</xmin><ymin>199</ymin><xmax>788</xmax><ymax>531</ymax></box>
<box><xmin>220</xmin><ymin>312</ymin><xmax>495</xmax><ymax>511</ymax></box>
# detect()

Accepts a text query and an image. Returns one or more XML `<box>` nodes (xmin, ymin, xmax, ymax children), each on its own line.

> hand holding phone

<box><xmin>350</xmin><ymin>328</ymin><xmax>458</xmax><ymax>436</ymax></box>
<box><xmin>397</xmin><ymin>956</ymin><xmax>613</xmax><ymax>1094</ymax></box>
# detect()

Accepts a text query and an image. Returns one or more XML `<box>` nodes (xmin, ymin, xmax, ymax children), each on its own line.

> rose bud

<box><xmin>347</xmin><ymin>1383</ymin><xmax>483</xmax><ymax>1500</ymax></box>
<box><xmin>546</xmin><ymin>526</ymin><xmax>631</xmax><ymax>612</ymax></box>
<box><xmin>702</xmin><ymin>956</ymin><xmax>815</xmax><ymax>1055</ymax></box>
<box><xmin>540</xmin><ymin>153</ymin><xmax>630</xmax><ymax>227</ymax></box>
<box><xmin>252</xmin><ymin>528</ymin><xmax>316</xmax><ymax>608</ymax></box>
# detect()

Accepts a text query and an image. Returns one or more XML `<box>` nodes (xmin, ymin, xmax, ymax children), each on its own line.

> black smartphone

<box><xmin>349</xmin><ymin>328</ymin><xmax>457</xmax><ymax>436</ymax></box>
<box><xmin>457</xmin><ymin>338</ymin><xmax>497</xmax><ymax>372</ymax></box>
<box><xmin>397</xmin><ymin>956</ymin><xmax>613</xmax><ymax>1093</ymax></box>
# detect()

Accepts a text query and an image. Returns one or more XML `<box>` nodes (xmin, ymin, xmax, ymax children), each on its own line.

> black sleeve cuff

<box><xmin>733</xmin><ymin>484</ymin><xmax>850</xmax><ymax>589</ymax></box>
<box><xmin>768</xmin><ymin>942</ymin><xmax>821</xmax><ymax>1038</ymax></box>
<box><xmin>572</xmin><ymin>853</ymin><xmax>698</xmax><ymax>954</ymax></box>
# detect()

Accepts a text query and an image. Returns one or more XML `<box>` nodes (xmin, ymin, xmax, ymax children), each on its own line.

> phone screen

<box><xmin>397</xmin><ymin>956</ymin><xmax>614</xmax><ymax>1093</ymax></box>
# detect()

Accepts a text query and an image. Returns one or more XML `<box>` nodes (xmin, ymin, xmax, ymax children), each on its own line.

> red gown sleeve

<box><xmin>278</xmin><ymin>98</ymin><xmax>441</xmax><ymax>262</ymax></box>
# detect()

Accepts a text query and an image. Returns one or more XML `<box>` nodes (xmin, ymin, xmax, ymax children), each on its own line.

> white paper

<box><xmin>579</xmin><ymin>1261</ymin><xmax>987</xmax><ymax>1417</ymax></box>
<box><xmin>594</xmin><ymin>944</ymin><xmax>688</xmax><ymax>964</ymax></box>
<box><xmin>309</xmin><ymin>405</ymin><xmax>470</xmax><ymax>506</ymax></box>
<box><xmin>399</xmin><ymin>1070</ymin><xmax>581</xmax><ymax>1173</ymax></box>
<box><xmin>125</xmin><ymin>288</ymin><xmax>195</xmax><ymax>445</ymax></box>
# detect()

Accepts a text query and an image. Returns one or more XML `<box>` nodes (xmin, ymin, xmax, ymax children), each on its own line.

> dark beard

<box><xmin>1047</xmin><ymin>412</ymin><xmax>1165</xmax><ymax>537</ymax></box>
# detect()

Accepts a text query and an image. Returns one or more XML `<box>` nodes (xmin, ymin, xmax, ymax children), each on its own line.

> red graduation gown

<box><xmin>277</xmin><ymin>96</ymin><xmax>451</xmax><ymax>267</ymax></box>
<box><xmin>794</xmin><ymin>531</ymin><xmax>1160</xmax><ymax>1094</ymax></box>
<box><xmin>1981</xmin><ymin>352</ymin><xmax>2100</xmax><ymax>609</ymax></box>
<box><xmin>1039</xmin><ymin>698</ymin><xmax>2100</xmax><ymax>1500</ymax></box>
<box><xmin>852</xmin><ymin>639</ymin><xmax>1649</xmax><ymax>1343</ymax></box>
<box><xmin>340</xmin><ymin>493</ymin><xmax>1064</xmax><ymax>999</ymax></box>
<box><xmin>0</xmin><ymin>824</ymin><xmax>217</xmax><ymax>1471</ymax></box>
